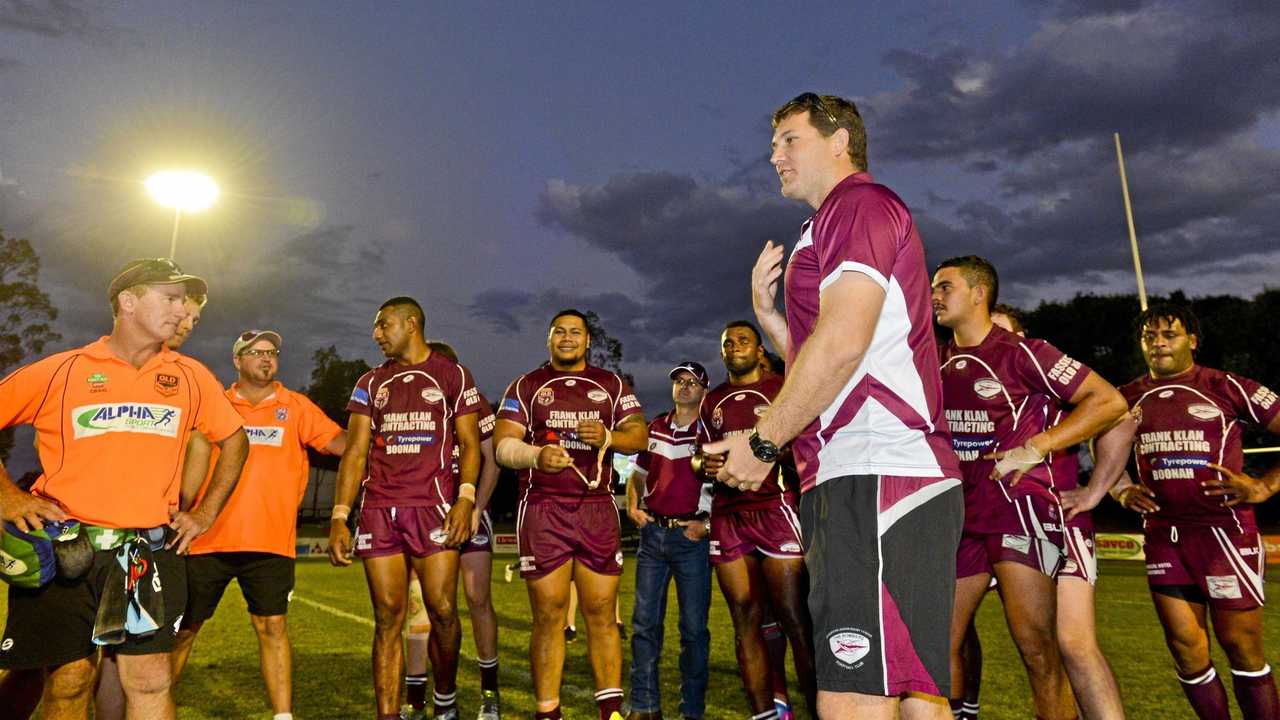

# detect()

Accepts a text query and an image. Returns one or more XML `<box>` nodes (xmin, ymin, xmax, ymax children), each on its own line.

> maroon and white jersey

<box><xmin>783</xmin><ymin>172</ymin><xmax>959</xmax><ymax>492</ymax></box>
<box><xmin>347</xmin><ymin>354</ymin><xmax>482</xmax><ymax>508</ymax></box>
<box><xmin>940</xmin><ymin>326</ymin><xmax>1091</xmax><ymax>535</ymax></box>
<box><xmin>498</xmin><ymin>363</ymin><xmax>643</xmax><ymax>500</ymax></box>
<box><xmin>1121</xmin><ymin>365</ymin><xmax>1279</xmax><ymax>533</ymax></box>
<box><xmin>699</xmin><ymin>374</ymin><xmax>800</xmax><ymax>512</ymax></box>
<box><xmin>635</xmin><ymin>410</ymin><xmax>709</xmax><ymax>518</ymax></box>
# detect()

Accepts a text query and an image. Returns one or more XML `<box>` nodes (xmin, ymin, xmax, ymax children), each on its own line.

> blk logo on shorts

<box><xmin>827</xmin><ymin>628</ymin><xmax>872</xmax><ymax>669</ymax></box>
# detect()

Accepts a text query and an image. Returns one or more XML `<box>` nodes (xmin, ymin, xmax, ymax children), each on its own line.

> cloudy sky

<box><xmin>2</xmin><ymin>0</ymin><xmax>1278</xmax><ymax>461</ymax></box>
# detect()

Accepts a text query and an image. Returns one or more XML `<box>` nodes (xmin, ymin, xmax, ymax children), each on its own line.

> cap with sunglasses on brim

<box><xmin>668</xmin><ymin>361</ymin><xmax>709</xmax><ymax>387</ymax></box>
<box><xmin>107</xmin><ymin>258</ymin><xmax>208</xmax><ymax>304</ymax></box>
<box><xmin>232</xmin><ymin>330</ymin><xmax>283</xmax><ymax>357</ymax></box>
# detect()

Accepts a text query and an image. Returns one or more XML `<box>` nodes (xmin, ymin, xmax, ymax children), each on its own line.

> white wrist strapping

<box><xmin>496</xmin><ymin>436</ymin><xmax>542</xmax><ymax>469</ymax></box>
<box><xmin>457</xmin><ymin>483</ymin><xmax>476</xmax><ymax>502</ymax></box>
<box><xmin>993</xmin><ymin>443</ymin><xmax>1045</xmax><ymax>478</ymax></box>
<box><xmin>331</xmin><ymin>504</ymin><xmax>351</xmax><ymax>521</ymax></box>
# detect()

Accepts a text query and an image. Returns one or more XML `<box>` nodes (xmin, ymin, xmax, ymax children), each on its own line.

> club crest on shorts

<box><xmin>374</xmin><ymin>386</ymin><xmax>390</xmax><ymax>409</ymax></box>
<box><xmin>154</xmin><ymin>373</ymin><xmax>179</xmax><ymax>397</ymax></box>
<box><xmin>1186</xmin><ymin>403</ymin><xmax>1221</xmax><ymax>420</ymax></box>
<box><xmin>536</xmin><ymin>388</ymin><xmax>554</xmax><ymax>406</ymax></box>
<box><xmin>973</xmin><ymin>378</ymin><xmax>1003</xmax><ymax>399</ymax></box>
<box><xmin>421</xmin><ymin>388</ymin><xmax>444</xmax><ymax>404</ymax></box>
<box><xmin>587</xmin><ymin>389</ymin><xmax>609</xmax><ymax>403</ymax></box>
<box><xmin>827</xmin><ymin>628</ymin><xmax>872</xmax><ymax>668</ymax></box>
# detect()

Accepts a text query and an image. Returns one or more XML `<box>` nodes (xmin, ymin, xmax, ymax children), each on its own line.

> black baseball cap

<box><xmin>668</xmin><ymin>361</ymin><xmax>709</xmax><ymax>387</ymax></box>
<box><xmin>107</xmin><ymin>258</ymin><xmax>208</xmax><ymax>306</ymax></box>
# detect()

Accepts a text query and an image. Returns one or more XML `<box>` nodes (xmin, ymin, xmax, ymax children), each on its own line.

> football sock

<box><xmin>595</xmin><ymin>687</ymin><xmax>624</xmax><ymax>719</ymax></box>
<box><xmin>1231</xmin><ymin>665</ymin><xmax>1279</xmax><ymax>719</ymax></box>
<box><xmin>1178</xmin><ymin>666</ymin><xmax>1231</xmax><ymax>720</ymax></box>
<box><xmin>433</xmin><ymin>689</ymin><xmax>457</xmax><ymax>717</ymax></box>
<box><xmin>478</xmin><ymin>656</ymin><xmax>500</xmax><ymax>692</ymax></box>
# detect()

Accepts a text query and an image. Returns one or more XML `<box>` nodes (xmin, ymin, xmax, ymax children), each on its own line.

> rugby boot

<box><xmin>476</xmin><ymin>690</ymin><xmax>501</xmax><ymax>720</ymax></box>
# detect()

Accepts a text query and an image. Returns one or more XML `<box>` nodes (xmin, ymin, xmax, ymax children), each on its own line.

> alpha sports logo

<box><xmin>827</xmin><ymin>628</ymin><xmax>873</xmax><ymax>669</ymax></box>
<box><xmin>71</xmin><ymin>404</ymin><xmax>182</xmax><ymax>440</ymax></box>
<box><xmin>244</xmin><ymin>425</ymin><xmax>285</xmax><ymax>447</ymax></box>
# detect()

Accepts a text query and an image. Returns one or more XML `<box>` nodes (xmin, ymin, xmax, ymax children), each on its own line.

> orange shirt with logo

<box><xmin>0</xmin><ymin>338</ymin><xmax>243</xmax><ymax>529</ymax></box>
<box><xmin>189</xmin><ymin>382</ymin><xmax>342</xmax><ymax>557</ymax></box>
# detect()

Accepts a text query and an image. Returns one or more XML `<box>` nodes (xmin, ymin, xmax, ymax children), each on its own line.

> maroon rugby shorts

<box><xmin>354</xmin><ymin>505</ymin><xmax>454</xmax><ymax>559</ymax></box>
<box><xmin>709</xmin><ymin>501</ymin><xmax>804</xmax><ymax>566</ymax></box>
<box><xmin>1145</xmin><ymin>525</ymin><xmax>1265</xmax><ymax>611</ymax></box>
<box><xmin>460</xmin><ymin>509</ymin><xmax>495</xmax><ymax>555</ymax></box>
<box><xmin>516</xmin><ymin>496</ymin><xmax>622</xmax><ymax>579</ymax></box>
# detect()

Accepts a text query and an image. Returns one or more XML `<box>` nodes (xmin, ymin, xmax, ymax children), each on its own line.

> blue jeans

<box><xmin>628</xmin><ymin>522</ymin><xmax>712</xmax><ymax>718</ymax></box>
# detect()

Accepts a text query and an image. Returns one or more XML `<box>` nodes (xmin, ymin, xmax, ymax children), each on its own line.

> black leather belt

<box><xmin>649</xmin><ymin>513</ymin><xmax>703</xmax><ymax>528</ymax></box>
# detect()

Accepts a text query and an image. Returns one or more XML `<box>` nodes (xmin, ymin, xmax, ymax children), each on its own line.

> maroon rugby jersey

<box><xmin>346</xmin><ymin>353</ymin><xmax>482</xmax><ymax>508</ymax></box>
<box><xmin>940</xmin><ymin>326</ymin><xmax>1091</xmax><ymax>535</ymax></box>
<box><xmin>636</xmin><ymin>411</ymin><xmax>709</xmax><ymax>518</ymax></box>
<box><xmin>782</xmin><ymin>172</ymin><xmax>958</xmax><ymax>491</ymax></box>
<box><xmin>698</xmin><ymin>374</ymin><xmax>799</xmax><ymax>512</ymax></box>
<box><xmin>1121</xmin><ymin>365</ymin><xmax>1279</xmax><ymax>532</ymax></box>
<box><xmin>497</xmin><ymin>364</ymin><xmax>643</xmax><ymax>500</ymax></box>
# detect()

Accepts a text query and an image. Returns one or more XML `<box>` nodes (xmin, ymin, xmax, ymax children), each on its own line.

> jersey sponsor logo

<box><xmin>479</xmin><ymin>414</ymin><xmax>496</xmax><ymax>434</ymax></box>
<box><xmin>709</xmin><ymin>540</ymin><xmax>721</xmax><ymax>555</ymax></box>
<box><xmin>350</xmin><ymin>387</ymin><xmax>370</xmax><ymax>406</ymax></box>
<box><xmin>1186</xmin><ymin>403</ymin><xmax>1221</xmax><ymax>420</ymax></box>
<box><xmin>1251</xmin><ymin>385</ymin><xmax>1277</xmax><ymax>410</ymax></box>
<box><xmin>973</xmin><ymin>378</ymin><xmax>1003</xmax><ymax>399</ymax></box>
<box><xmin>620</xmin><ymin>394</ymin><xmax>640</xmax><ymax>411</ymax></box>
<box><xmin>536</xmin><ymin>388</ymin><xmax>554</xmax><ymax>406</ymax></box>
<box><xmin>355</xmin><ymin>532</ymin><xmax>373</xmax><ymax>550</ymax></box>
<box><xmin>276</xmin><ymin>408</ymin><xmax>288</xmax><ymax>421</ymax></box>
<box><xmin>501</xmin><ymin>397</ymin><xmax>520</xmax><ymax>413</ymax></box>
<box><xmin>1001</xmin><ymin>534</ymin><xmax>1031</xmax><ymax>555</ymax></box>
<box><xmin>587</xmin><ymin>389</ymin><xmax>609</xmax><ymax>403</ymax></box>
<box><xmin>244</xmin><ymin>425</ymin><xmax>285</xmax><ymax>447</ymax></box>
<box><xmin>0</xmin><ymin>549</ymin><xmax>28</xmax><ymax>577</ymax></box>
<box><xmin>1047</xmin><ymin>356</ymin><xmax>1082</xmax><ymax>386</ymax></box>
<box><xmin>954</xmin><ymin>359</ymin><xmax>968</xmax><ymax>370</ymax></box>
<box><xmin>827</xmin><ymin>628</ymin><xmax>872</xmax><ymax>668</ymax></box>
<box><xmin>71</xmin><ymin>403</ymin><xmax>182</xmax><ymax>440</ymax></box>
<box><xmin>753</xmin><ymin>404</ymin><xmax>769</xmax><ymax>417</ymax></box>
<box><xmin>374</xmin><ymin>386</ymin><xmax>390</xmax><ymax>409</ymax></box>
<box><xmin>1158</xmin><ymin>390</ymin><xmax>1175</xmax><ymax>399</ymax></box>
<box><xmin>462</xmin><ymin>387</ymin><xmax>479</xmax><ymax>405</ymax></box>
<box><xmin>712</xmin><ymin>407</ymin><xmax>723</xmax><ymax>429</ymax></box>
<box><xmin>154</xmin><ymin>373</ymin><xmax>180</xmax><ymax>397</ymax></box>
<box><xmin>1206</xmin><ymin>575</ymin><xmax>1242</xmax><ymax>599</ymax></box>
<box><xmin>518</xmin><ymin>555</ymin><xmax>536</xmax><ymax>572</ymax></box>
<box><xmin>421</xmin><ymin>388</ymin><xmax>444</xmax><ymax>404</ymax></box>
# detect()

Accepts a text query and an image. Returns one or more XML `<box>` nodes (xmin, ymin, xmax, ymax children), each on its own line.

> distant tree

<box><xmin>303</xmin><ymin>345</ymin><xmax>371</xmax><ymax>425</ymax></box>
<box><xmin>0</xmin><ymin>232</ymin><xmax>60</xmax><ymax>462</ymax></box>
<box><xmin>582</xmin><ymin>310</ymin><xmax>634</xmax><ymax>386</ymax></box>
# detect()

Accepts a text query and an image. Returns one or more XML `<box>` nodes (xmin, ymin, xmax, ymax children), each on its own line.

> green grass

<box><xmin>4</xmin><ymin>559</ymin><xmax>1278</xmax><ymax>718</ymax></box>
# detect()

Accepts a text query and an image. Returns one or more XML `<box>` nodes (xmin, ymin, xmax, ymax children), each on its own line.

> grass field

<box><xmin>4</xmin><ymin>558</ymin><xmax>1278</xmax><ymax>718</ymax></box>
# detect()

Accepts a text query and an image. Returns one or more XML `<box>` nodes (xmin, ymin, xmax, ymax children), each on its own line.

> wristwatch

<box><xmin>748</xmin><ymin>429</ymin><xmax>780</xmax><ymax>463</ymax></box>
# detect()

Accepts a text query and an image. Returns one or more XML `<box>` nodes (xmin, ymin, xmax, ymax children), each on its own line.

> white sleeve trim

<box><xmin>819</xmin><ymin>261</ymin><xmax>888</xmax><ymax>293</ymax></box>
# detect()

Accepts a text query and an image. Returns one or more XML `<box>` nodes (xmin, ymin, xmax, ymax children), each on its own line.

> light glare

<box><xmin>146</xmin><ymin>171</ymin><xmax>219</xmax><ymax>212</ymax></box>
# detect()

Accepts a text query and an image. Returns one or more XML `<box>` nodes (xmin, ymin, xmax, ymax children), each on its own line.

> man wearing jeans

<box><xmin>625</xmin><ymin>361</ymin><xmax>712</xmax><ymax>720</ymax></box>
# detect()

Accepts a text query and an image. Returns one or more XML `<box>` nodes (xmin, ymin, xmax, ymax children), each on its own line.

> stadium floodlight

<box><xmin>145</xmin><ymin>170</ymin><xmax>219</xmax><ymax>259</ymax></box>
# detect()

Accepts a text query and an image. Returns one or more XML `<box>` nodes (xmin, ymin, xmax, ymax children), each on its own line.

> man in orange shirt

<box><xmin>0</xmin><ymin>257</ymin><xmax>248</xmax><ymax>720</ymax></box>
<box><xmin>170</xmin><ymin>329</ymin><xmax>345</xmax><ymax>720</ymax></box>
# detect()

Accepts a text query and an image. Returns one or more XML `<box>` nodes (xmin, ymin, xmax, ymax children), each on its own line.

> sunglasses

<box><xmin>793</xmin><ymin>92</ymin><xmax>840</xmax><ymax>129</ymax></box>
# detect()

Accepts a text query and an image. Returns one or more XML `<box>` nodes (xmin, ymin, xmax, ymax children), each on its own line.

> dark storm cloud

<box><xmin>866</xmin><ymin>1</ymin><xmax>1280</xmax><ymax>163</ymax></box>
<box><xmin>0</xmin><ymin>0</ymin><xmax>118</xmax><ymax>41</ymax></box>
<box><xmin>469</xmin><ymin>172</ymin><xmax>808</xmax><ymax>363</ymax></box>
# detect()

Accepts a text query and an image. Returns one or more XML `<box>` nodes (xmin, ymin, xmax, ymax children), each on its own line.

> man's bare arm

<box><xmin>473</xmin><ymin>437</ymin><xmax>500</xmax><ymax>514</ymax></box>
<box><xmin>444</xmin><ymin>412</ymin><xmax>482</xmax><ymax>546</ymax></box>
<box><xmin>322</xmin><ymin>431</ymin><xmax>348</xmax><ymax>456</ymax></box>
<box><xmin>1204</xmin><ymin>412</ymin><xmax>1280</xmax><ymax>505</ymax></box>
<box><xmin>0</xmin><ymin>459</ymin><xmax>65</xmax><ymax>532</ymax></box>
<box><xmin>178</xmin><ymin>432</ymin><xmax>211</xmax><ymax>511</ymax></box>
<box><xmin>328</xmin><ymin>414</ymin><xmax>371</xmax><ymax>566</ymax></box>
<box><xmin>169</xmin><ymin>428</ymin><xmax>248</xmax><ymax>553</ymax></box>
<box><xmin>608</xmin><ymin>414</ymin><xmax>649</xmax><ymax>455</ymax></box>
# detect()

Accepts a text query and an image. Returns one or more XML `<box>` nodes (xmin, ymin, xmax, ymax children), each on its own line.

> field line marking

<box><xmin>291</xmin><ymin>593</ymin><xmax>593</xmax><ymax>700</ymax></box>
<box><xmin>292</xmin><ymin>594</ymin><xmax>375</xmax><ymax>627</ymax></box>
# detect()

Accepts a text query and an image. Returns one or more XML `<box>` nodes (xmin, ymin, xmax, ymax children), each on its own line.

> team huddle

<box><xmin>1</xmin><ymin>91</ymin><xmax>1278</xmax><ymax>720</ymax></box>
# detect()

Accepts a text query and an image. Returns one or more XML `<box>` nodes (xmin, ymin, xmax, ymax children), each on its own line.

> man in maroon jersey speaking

<box><xmin>493</xmin><ymin>309</ymin><xmax>648</xmax><ymax>720</ymax></box>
